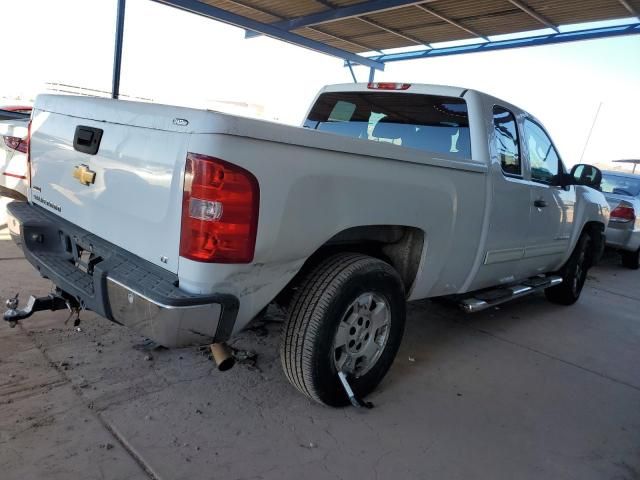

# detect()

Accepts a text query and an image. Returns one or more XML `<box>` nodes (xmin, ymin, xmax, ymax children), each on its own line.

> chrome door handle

<box><xmin>534</xmin><ymin>199</ymin><xmax>547</xmax><ymax>208</ymax></box>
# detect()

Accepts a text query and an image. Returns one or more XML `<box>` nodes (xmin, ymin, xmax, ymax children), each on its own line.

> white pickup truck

<box><xmin>5</xmin><ymin>82</ymin><xmax>609</xmax><ymax>406</ymax></box>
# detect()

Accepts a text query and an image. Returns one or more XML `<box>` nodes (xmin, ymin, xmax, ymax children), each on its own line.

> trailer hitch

<box><xmin>3</xmin><ymin>292</ymin><xmax>77</xmax><ymax>328</ymax></box>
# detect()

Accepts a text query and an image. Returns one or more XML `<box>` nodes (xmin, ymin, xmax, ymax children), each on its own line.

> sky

<box><xmin>2</xmin><ymin>0</ymin><xmax>639</xmax><ymax>167</ymax></box>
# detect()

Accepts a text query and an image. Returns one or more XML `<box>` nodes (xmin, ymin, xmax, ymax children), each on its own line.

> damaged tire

<box><xmin>280</xmin><ymin>253</ymin><xmax>405</xmax><ymax>407</ymax></box>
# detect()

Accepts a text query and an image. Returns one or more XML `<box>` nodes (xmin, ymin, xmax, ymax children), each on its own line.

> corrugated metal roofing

<box><xmin>196</xmin><ymin>0</ymin><xmax>639</xmax><ymax>53</ymax></box>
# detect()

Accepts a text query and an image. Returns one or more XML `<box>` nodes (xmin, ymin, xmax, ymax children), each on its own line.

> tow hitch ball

<box><xmin>3</xmin><ymin>292</ymin><xmax>76</xmax><ymax>328</ymax></box>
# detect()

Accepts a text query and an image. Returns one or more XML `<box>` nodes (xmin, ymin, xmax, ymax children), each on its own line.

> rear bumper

<box><xmin>6</xmin><ymin>201</ymin><xmax>238</xmax><ymax>348</ymax></box>
<box><xmin>605</xmin><ymin>222</ymin><xmax>640</xmax><ymax>252</ymax></box>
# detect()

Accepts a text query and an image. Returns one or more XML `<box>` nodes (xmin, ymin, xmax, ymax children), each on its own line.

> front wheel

<box><xmin>545</xmin><ymin>233</ymin><xmax>592</xmax><ymax>305</ymax></box>
<box><xmin>621</xmin><ymin>248</ymin><xmax>640</xmax><ymax>270</ymax></box>
<box><xmin>280</xmin><ymin>253</ymin><xmax>406</xmax><ymax>407</ymax></box>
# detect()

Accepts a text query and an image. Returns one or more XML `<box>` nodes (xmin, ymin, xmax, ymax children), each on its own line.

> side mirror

<box><xmin>570</xmin><ymin>164</ymin><xmax>602</xmax><ymax>190</ymax></box>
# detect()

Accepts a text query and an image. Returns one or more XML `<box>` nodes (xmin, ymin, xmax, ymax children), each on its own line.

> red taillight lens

<box><xmin>180</xmin><ymin>153</ymin><xmax>259</xmax><ymax>263</ymax></box>
<box><xmin>3</xmin><ymin>136</ymin><xmax>27</xmax><ymax>153</ymax></box>
<box><xmin>610</xmin><ymin>205</ymin><xmax>635</xmax><ymax>223</ymax></box>
<box><xmin>367</xmin><ymin>82</ymin><xmax>411</xmax><ymax>90</ymax></box>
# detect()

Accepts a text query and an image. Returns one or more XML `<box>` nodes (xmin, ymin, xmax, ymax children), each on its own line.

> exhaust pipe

<box><xmin>210</xmin><ymin>343</ymin><xmax>235</xmax><ymax>371</ymax></box>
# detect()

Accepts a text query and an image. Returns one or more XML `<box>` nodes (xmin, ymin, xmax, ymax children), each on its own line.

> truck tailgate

<box><xmin>29</xmin><ymin>96</ymin><xmax>195</xmax><ymax>273</ymax></box>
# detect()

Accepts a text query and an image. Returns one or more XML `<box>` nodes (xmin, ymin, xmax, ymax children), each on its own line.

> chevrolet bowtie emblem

<box><xmin>73</xmin><ymin>164</ymin><xmax>96</xmax><ymax>186</ymax></box>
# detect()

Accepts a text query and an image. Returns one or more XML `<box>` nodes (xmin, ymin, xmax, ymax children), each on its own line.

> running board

<box><xmin>459</xmin><ymin>275</ymin><xmax>563</xmax><ymax>313</ymax></box>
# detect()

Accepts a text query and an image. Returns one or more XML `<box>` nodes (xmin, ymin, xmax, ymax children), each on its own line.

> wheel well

<box><xmin>275</xmin><ymin>225</ymin><xmax>424</xmax><ymax>307</ymax></box>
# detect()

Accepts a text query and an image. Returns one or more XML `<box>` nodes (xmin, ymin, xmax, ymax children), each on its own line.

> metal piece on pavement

<box><xmin>338</xmin><ymin>371</ymin><xmax>374</xmax><ymax>409</ymax></box>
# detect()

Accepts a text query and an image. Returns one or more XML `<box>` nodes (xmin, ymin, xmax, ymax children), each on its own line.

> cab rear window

<box><xmin>304</xmin><ymin>92</ymin><xmax>471</xmax><ymax>159</ymax></box>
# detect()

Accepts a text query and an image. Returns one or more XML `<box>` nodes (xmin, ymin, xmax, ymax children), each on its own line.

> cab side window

<box><xmin>524</xmin><ymin>119</ymin><xmax>560</xmax><ymax>184</ymax></box>
<box><xmin>493</xmin><ymin>107</ymin><xmax>521</xmax><ymax>176</ymax></box>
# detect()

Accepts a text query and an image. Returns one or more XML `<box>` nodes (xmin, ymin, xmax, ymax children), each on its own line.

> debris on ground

<box><xmin>199</xmin><ymin>344</ymin><xmax>259</xmax><ymax>371</ymax></box>
<box><xmin>133</xmin><ymin>338</ymin><xmax>166</xmax><ymax>352</ymax></box>
<box><xmin>408</xmin><ymin>356</ymin><xmax>416</xmax><ymax>363</ymax></box>
<box><xmin>99</xmin><ymin>443</ymin><xmax>114</xmax><ymax>450</ymax></box>
<box><xmin>231</xmin><ymin>347</ymin><xmax>259</xmax><ymax>371</ymax></box>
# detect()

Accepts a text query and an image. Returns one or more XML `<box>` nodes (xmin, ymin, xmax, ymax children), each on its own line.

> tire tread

<box><xmin>280</xmin><ymin>253</ymin><xmax>398</xmax><ymax>403</ymax></box>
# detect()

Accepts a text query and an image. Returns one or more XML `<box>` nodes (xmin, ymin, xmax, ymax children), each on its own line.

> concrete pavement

<box><xmin>0</xmin><ymin>212</ymin><xmax>639</xmax><ymax>480</ymax></box>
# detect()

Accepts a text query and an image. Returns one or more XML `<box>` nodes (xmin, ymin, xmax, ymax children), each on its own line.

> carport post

<box><xmin>112</xmin><ymin>0</ymin><xmax>126</xmax><ymax>99</ymax></box>
<box><xmin>368</xmin><ymin>67</ymin><xmax>376</xmax><ymax>83</ymax></box>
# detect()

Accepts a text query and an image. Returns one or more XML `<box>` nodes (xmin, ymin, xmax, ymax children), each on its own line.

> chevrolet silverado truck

<box><xmin>4</xmin><ymin>82</ymin><xmax>609</xmax><ymax>407</ymax></box>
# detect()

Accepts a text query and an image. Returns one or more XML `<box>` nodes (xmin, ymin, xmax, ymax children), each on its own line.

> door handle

<box><xmin>533</xmin><ymin>199</ymin><xmax>547</xmax><ymax>208</ymax></box>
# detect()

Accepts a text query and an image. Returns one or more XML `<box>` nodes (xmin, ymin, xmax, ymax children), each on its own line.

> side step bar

<box><xmin>460</xmin><ymin>275</ymin><xmax>563</xmax><ymax>313</ymax></box>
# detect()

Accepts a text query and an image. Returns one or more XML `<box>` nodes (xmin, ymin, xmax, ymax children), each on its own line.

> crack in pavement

<box><xmin>465</xmin><ymin>323</ymin><xmax>640</xmax><ymax>393</ymax></box>
<box><xmin>587</xmin><ymin>284</ymin><xmax>640</xmax><ymax>303</ymax></box>
<box><xmin>16</xmin><ymin>323</ymin><xmax>162</xmax><ymax>480</ymax></box>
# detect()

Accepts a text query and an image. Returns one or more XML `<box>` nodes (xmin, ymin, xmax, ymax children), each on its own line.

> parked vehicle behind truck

<box><xmin>4</xmin><ymin>82</ymin><xmax>609</xmax><ymax>406</ymax></box>
<box><xmin>0</xmin><ymin>109</ymin><xmax>30</xmax><ymax>200</ymax></box>
<box><xmin>600</xmin><ymin>169</ymin><xmax>640</xmax><ymax>269</ymax></box>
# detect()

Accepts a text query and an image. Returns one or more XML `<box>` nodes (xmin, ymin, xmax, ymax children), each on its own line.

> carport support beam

<box><xmin>346</xmin><ymin>61</ymin><xmax>358</xmax><ymax>83</ymax></box>
<box><xmin>112</xmin><ymin>0</ymin><xmax>126</xmax><ymax>99</ymax></box>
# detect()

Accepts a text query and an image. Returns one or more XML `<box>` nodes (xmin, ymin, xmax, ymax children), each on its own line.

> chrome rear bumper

<box><xmin>6</xmin><ymin>201</ymin><xmax>238</xmax><ymax>348</ymax></box>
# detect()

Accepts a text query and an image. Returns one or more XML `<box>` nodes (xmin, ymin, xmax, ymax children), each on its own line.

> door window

<box><xmin>493</xmin><ymin>106</ymin><xmax>521</xmax><ymax>176</ymax></box>
<box><xmin>524</xmin><ymin>119</ymin><xmax>560</xmax><ymax>184</ymax></box>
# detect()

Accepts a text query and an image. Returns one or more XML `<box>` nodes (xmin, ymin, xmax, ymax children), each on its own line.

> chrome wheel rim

<box><xmin>332</xmin><ymin>292</ymin><xmax>391</xmax><ymax>377</ymax></box>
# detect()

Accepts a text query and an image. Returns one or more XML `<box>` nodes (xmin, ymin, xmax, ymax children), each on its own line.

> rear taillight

<box><xmin>367</xmin><ymin>82</ymin><xmax>411</xmax><ymax>90</ymax></box>
<box><xmin>180</xmin><ymin>153</ymin><xmax>259</xmax><ymax>263</ymax></box>
<box><xmin>610</xmin><ymin>204</ymin><xmax>635</xmax><ymax>223</ymax></box>
<box><xmin>3</xmin><ymin>136</ymin><xmax>28</xmax><ymax>153</ymax></box>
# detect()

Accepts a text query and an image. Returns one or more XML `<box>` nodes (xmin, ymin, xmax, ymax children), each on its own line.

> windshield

<box><xmin>304</xmin><ymin>92</ymin><xmax>471</xmax><ymax>159</ymax></box>
<box><xmin>601</xmin><ymin>173</ymin><xmax>640</xmax><ymax>197</ymax></box>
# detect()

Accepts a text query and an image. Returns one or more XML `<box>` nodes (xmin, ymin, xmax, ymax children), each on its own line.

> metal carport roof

<box><xmin>110</xmin><ymin>0</ymin><xmax>640</xmax><ymax>97</ymax></box>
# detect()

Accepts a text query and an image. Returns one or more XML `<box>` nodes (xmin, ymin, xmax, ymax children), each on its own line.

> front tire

<box><xmin>280</xmin><ymin>253</ymin><xmax>406</xmax><ymax>407</ymax></box>
<box><xmin>621</xmin><ymin>248</ymin><xmax>640</xmax><ymax>270</ymax></box>
<box><xmin>545</xmin><ymin>233</ymin><xmax>592</xmax><ymax>305</ymax></box>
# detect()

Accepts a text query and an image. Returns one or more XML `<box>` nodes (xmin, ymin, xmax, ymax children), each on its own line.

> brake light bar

<box><xmin>180</xmin><ymin>153</ymin><xmax>259</xmax><ymax>263</ymax></box>
<box><xmin>3</xmin><ymin>136</ymin><xmax>28</xmax><ymax>153</ymax></box>
<box><xmin>610</xmin><ymin>204</ymin><xmax>636</xmax><ymax>223</ymax></box>
<box><xmin>367</xmin><ymin>82</ymin><xmax>411</xmax><ymax>90</ymax></box>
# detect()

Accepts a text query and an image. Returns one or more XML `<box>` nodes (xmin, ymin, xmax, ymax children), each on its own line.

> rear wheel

<box><xmin>545</xmin><ymin>233</ymin><xmax>592</xmax><ymax>305</ymax></box>
<box><xmin>280</xmin><ymin>253</ymin><xmax>406</xmax><ymax>407</ymax></box>
<box><xmin>621</xmin><ymin>248</ymin><xmax>640</xmax><ymax>270</ymax></box>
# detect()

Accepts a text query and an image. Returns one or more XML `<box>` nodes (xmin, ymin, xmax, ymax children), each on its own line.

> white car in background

<box><xmin>601</xmin><ymin>169</ymin><xmax>640</xmax><ymax>269</ymax></box>
<box><xmin>0</xmin><ymin>108</ymin><xmax>30</xmax><ymax>200</ymax></box>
